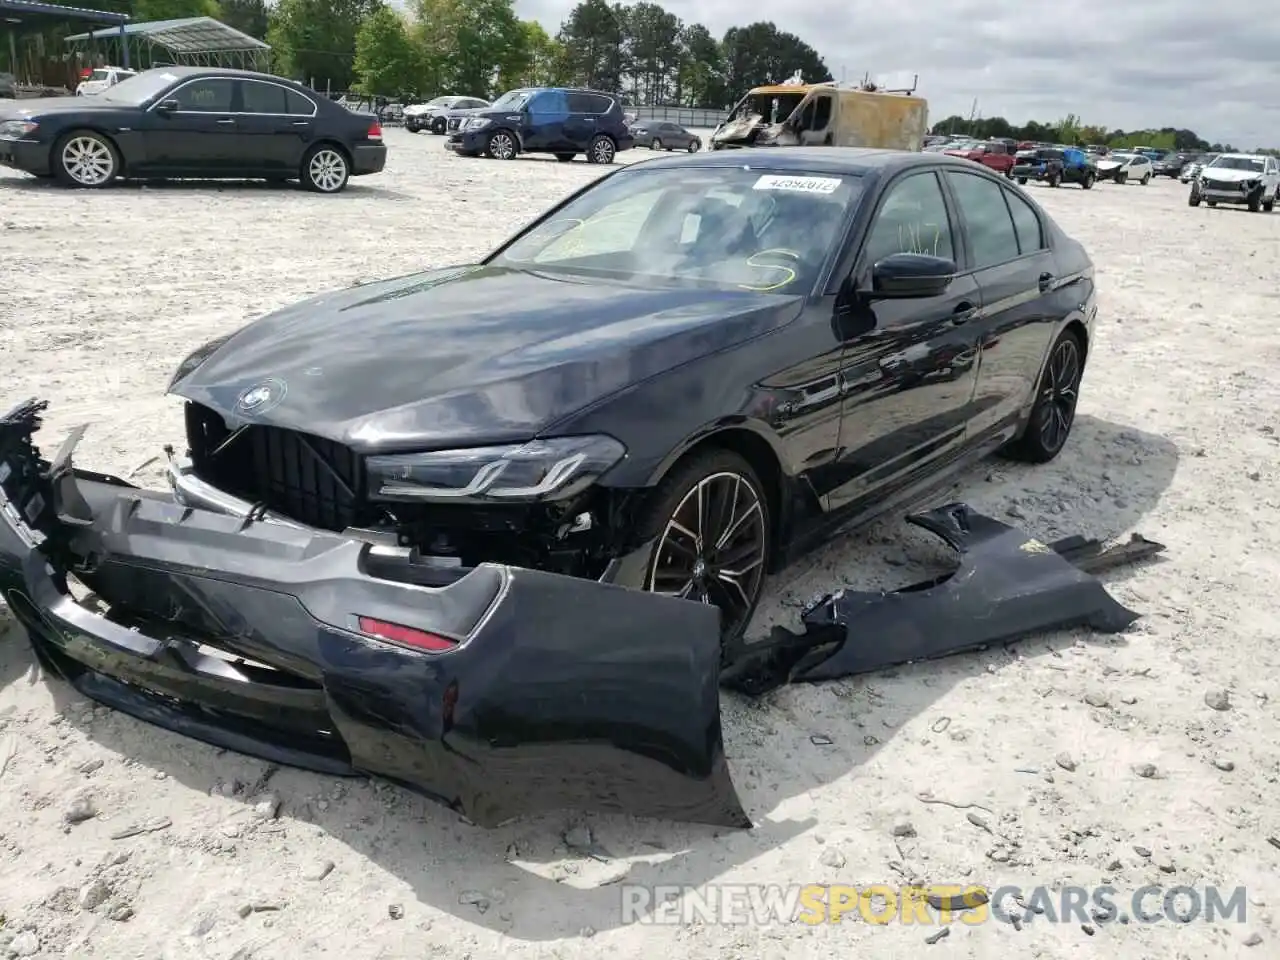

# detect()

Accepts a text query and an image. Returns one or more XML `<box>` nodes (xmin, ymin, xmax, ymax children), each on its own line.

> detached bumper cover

<box><xmin>0</xmin><ymin>399</ymin><xmax>747</xmax><ymax>829</ymax></box>
<box><xmin>721</xmin><ymin>504</ymin><xmax>1164</xmax><ymax>696</ymax></box>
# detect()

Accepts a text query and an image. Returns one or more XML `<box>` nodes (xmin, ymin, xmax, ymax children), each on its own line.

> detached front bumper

<box><xmin>0</xmin><ymin>400</ymin><xmax>747</xmax><ymax>829</ymax></box>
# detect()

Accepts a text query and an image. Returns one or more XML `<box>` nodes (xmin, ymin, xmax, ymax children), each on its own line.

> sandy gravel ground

<box><xmin>2</xmin><ymin>135</ymin><xmax>1279</xmax><ymax>959</ymax></box>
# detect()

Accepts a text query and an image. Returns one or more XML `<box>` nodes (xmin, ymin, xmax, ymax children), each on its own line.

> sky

<box><xmin>512</xmin><ymin>0</ymin><xmax>1280</xmax><ymax>149</ymax></box>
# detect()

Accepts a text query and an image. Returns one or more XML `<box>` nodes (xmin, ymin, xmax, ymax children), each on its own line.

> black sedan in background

<box><xmin>0</xmin><ymin>66</ymin><xmax>386</xmax><ymax>192</ymax></box>
<box><xmin>631</xmin><ymin>119</ymin><xmax>701</xmax><ymax>151</ymax></box>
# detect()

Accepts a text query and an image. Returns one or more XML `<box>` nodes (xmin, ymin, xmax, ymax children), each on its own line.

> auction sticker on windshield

<box><xmin>753</xmin><ymin>175</ymin><xmax>842</xmax><ymax>194</ymax></box>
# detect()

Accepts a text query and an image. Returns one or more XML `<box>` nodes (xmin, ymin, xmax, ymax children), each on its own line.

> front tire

<box><xmin>431</xmin><ymin>117</ymin><xmax>447</xmax><ymax>135</ymax></box>
<box><xmin>1141</xmin><ymin>173</ymin><xmax>1151</xmax><ymax>185</ymax></box>
<box><xmin>486</xmin><ymin>130</ymin><xmax>517</xmax><ymax>160</ymax></box>
<box><xmin>301</xmin><ymin>144</ymin><xmax>349</xmax><ymax>193</ymax></box>
<box><xmin>1081</xmin><ymin>172</ymin><xmax>1095</xmax><ymax>189</ymax></box>
<box><xmin>651</xmin><ymin>137</ymin><xmax>662</xmax><ymax>150</ymax></box>
<box><xmin>53</xmin><ymin>130</ymin><xmax>119</xmax><ymax>188</ymax></box>
<box><xmin>1248</xmin><ymin>191</ymin><xmax>1262</xmax><ymax>212</ymax></box>
<box><xmin>1115</xmin><ymin>172</ymin><xmax>1128</xmax><ymax>185</ymax></box>
<box><xmin>638</xmin><ymin>449</ymin><xmax>772</xmax><ymax>647</ymax></box>
<box><xmin>688</xmin><ymin>139</ymin><xmax>699</xmax><ymax>152</ymax></box>
<box><xmin>1003</xmin><ymin>330</ymin><xmax>1084</xmax><ymax>464</ymax></box>
<box><xmin>1188</xmin><ymin>188</ymin><xmax>1201</xmax><ymax>207</ymax></box>
<box><xmin>555</xmin><ymin>153</ymin><xmax>575</xmax><ymax>162</ymax></box>
<box><xmin>1016</xmin><ymin>176</ymin><xmax>1028</xmax><ymax>185</ymax></box>
<box><xmin>587</xmin><ymin>134</ymin><xmax>616</xmax><ymax>164</ymax></box>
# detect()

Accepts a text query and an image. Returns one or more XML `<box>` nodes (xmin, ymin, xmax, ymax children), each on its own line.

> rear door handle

<box><xmin>216</xmin><ymin>118</ymin><xmax>235</xmax><ymax>125</ymax></box>
<box><xmin>1038</xmin><ymin>271</ymin><xmax>1055</xmax><ymax>292</ymax></box>
<box><xmin>291</xmin><ymin>121</ymin><xmax>310</xmax><ymax>127</ymax></box>
<box><xmin>950</xmin><ymin>301</ymin><xmax>976</xmax><ymax>325</ymax></box>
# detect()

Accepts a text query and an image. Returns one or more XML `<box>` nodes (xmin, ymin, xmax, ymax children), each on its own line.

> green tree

<box><xmin>558</xmin><ymin>0</ymin><xmax>625</xmax><ymax>92</ymax></box>
<box><xmin>267</xmin><ymin>0</ymin><xmax>378</xmax><ymax>91</ymax></box>
<box><xmin>518</xmin><ymin>20</ymin><xmax>571</xmax><ymax>87</ymax></box>
<box><xmin>623</xmin><ymin>1</ymin><xmax>682</xmax><ymax>105</ymax></box>
<box><xmin>677</xmin><ymin>23</ymin><xmax>726</xmax><ymax>108</ymax></box>
<box><xmin>721</xmin><ymin>22</ymin><xmax>830</xmax><ymax>98</ymax></box>
<box><xmin>218</xmin><ymin>0</ymin><xmax>270</xmax><ymax>39</ymax></box>
<box><xmin>131</xmin><ymin>0</ymin><xmax>222</xmax><ymax>20</ymax></box>
<box><xmin>353</xmin><ymin>5</ymin><xmax>417</xmax><ymax>96</ymax></box>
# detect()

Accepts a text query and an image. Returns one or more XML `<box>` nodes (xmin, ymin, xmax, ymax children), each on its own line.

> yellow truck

<box><xmin>709</xmin><ymin>80</ymin><xmax>928</xmax><ymax>152</ymax></box>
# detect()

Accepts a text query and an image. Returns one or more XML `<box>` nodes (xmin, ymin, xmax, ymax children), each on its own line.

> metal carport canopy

<box><xmin>64</xmin><ymin>16</ymin><xmax>268</xmax><ymax>56</ymax></box>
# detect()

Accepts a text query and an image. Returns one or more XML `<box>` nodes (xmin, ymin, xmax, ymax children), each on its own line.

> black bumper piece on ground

<box><xmin>720</xmin><ymin>504</ymin><xmax>1164</xmax><ymax>696</ymax></box>
<box><xmin>1</xmin><ymin>399</ymin><xmax>1166</xmax><ymax>827</ymax></box>
<box><xmin>0</xmin><ymin>399</ymin><xmax>748</xmax><ymax>829</ymax></box>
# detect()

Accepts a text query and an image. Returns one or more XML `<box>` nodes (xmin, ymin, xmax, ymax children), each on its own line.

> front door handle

<box><xmin>1038</xmin><ymin>271</ymin><xmax>1055</xmax><ymax>292</ymax></box>
<box><xmin>216</xmin><ymin>118</ymin><xmax>235</xmax><ymax>125</ymax></box>
<box><xmin>950</xmin><ymin>301</ymin><xmax>976</xmax><ymax>325</ymax></box>
<box><xmin>291</xmin><ymin>121</ymin><xmax>310</xmax><ymax>127</ymax></box>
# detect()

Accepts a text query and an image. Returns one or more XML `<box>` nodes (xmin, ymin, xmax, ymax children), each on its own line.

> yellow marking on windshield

<box><xmin>737</xmin><ymin>249</ymin><xmax>800</xmax><ymax>292</ymax></box>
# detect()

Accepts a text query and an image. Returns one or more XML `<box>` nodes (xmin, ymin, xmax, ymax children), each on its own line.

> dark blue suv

<box><xmin>445</xmin><ymin>87</ymin><xmax>634</xmax><ymax>164</ymax></box>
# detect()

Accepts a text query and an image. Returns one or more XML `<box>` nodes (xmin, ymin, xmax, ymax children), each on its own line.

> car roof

<box><xmin>134</xmin><ymin>65</ymin><xmax>302</xmax><ymax>83</ymax></box>
<box><xmin>1219</xmin><ymin>153</ymin><xmax>1265</xmax><ymax>161</ymax></box>
<box><xmin>628</xmin><ymin>147</ymin><xmax>980</xmax><ymax>177</ymax></box>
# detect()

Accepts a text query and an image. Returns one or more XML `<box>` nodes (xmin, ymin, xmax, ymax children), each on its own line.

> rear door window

<box><xmin>946</xmin><ymin>171</ymin><xmax>1022</xmax><ymax>269</ymax></box>
<box><xmin>239</xmin><ymin>81</ymin><xmax>288</xmax><ymax>114</ymax></box>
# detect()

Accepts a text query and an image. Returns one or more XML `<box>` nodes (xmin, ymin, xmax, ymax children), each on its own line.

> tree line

<box><xmin>931</xmin><ymin>113</ymin><xmax>1257</xmax><ymax>156</ymax></box>
<box><xmin>44</xmin><ymin>0</ymin><xmax>830</xmax><ymax>108</ymax></box>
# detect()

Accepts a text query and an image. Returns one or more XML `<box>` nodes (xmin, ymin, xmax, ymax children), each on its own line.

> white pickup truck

<box><xmin>76</xmin><ymin>66</ymin><xmax>137</xmax><ymax>96</ymax></box>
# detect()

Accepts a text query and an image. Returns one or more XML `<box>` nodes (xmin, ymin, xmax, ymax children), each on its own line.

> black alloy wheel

<box><xmin>1004</xmin><ymin>332</ymin><xmax>1084</xmax><ymax>463</ymax></box>
<box><xmin>643</xmin><ymin>452</ymin><xmax>770</xmax><ymax>644</ymax></box>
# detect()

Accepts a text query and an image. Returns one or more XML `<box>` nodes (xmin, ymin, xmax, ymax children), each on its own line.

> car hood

<box><xmin>169</xmin><ymin>265</ymin><xmax>801</xmax><ymax>452</ymax></box>
<box><xmin>1097</xmin><ymin>159</ymin><xmax>1127</xmax><ymax>169</ymax></box>
<box><xmin>0</xmin><ymin>96</ymin><xmax>117</xmax><ymax>120</ymax></box>
<box><xmin>1200</xmin><ymin>168</ymin><xmax>1263</xmax><ymax>182</ymax></box>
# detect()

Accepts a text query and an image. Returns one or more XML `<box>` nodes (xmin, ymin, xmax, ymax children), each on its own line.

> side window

<box><xmin>1004</xmin><ymin>187</ymin><xmax>1044</xmax><ymax>254</ymax></box>
<box><xmin>947</xmin><ymin>171</ymin><xmax>1022</xmax><ymax>268</ymax></box>
<box><xmin>239</xmin><ymin>81</ymin><xmax>288</xmax><ymax>114</ymax></box>
<box><xmin>812</xmin><ymin>95</ymin><xmax>832</xmax><ymax>129</ymax></box>
<box><xmin>529</xmin><ymin>90</ymin><xmax>568</xmax><ymax>115</ymax></box>
<box><xmin>583</xmin><ymin>93</ymin><xmax>612</xmax><ymax>114</ymax></box>
<box><xmin>565</xmin><ymin>92</ymin><xmax>594</xmax><ymax>113</ymax></box>
<box><xmin>285</xmin><ymin>89</ymin><xmax>315</xmax><ymax>116</ymax></box>
<box><xmin>170</xmin><ymin>79</ymin><xmax>234</xmax><ymax>113</ymax></box>
<box><xmin>863</xmin><ymin>171</ymin><xmax>955</xmax><ymax>266</ymax></box>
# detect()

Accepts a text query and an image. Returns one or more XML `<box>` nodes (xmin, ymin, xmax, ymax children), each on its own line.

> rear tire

<box><xmin>1016</xmin><ymin>176</ymin><xmax>1027</xmax><ymax>185</ymax></box>
<box><xmin>651</xmin><ymin>137</ymin><xmax>662</xmax><ymax>150</ymax></box>
<box><xmin>1002</xmin><ymin>329</ymin><xmax>1085</xmax><ymax>464</ymax></box>
<box><xmin>587</xmin><ymin>134</ymin><xmax>616</xmax><ymax>164</ymax></box>
<box><xmin>431</xmin><ymin>117</ymin><xmax>446</xmax><ymax>135</ymax></box>
<box><xmin>635</xmin><ymin>449</ymin><xmax>773</xmax><ymax>649</ymax></box>
<box><xmin>555</xmin><ymin>153</ymin><xmax>575</xmax><ymax>162</ymax></box>
<box><xmin>301</xmin><ymin>143</ymin><xmax>349</xmax><ymax>193</ymax></box>
<box><xmin>1140</xmin><ymin>173</ymin><xmax>1151</xmax><ymax>185</ymax></box>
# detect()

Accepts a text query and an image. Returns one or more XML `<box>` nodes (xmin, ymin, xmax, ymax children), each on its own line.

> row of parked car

<box><xmin>398</xmin><ymin>88</ymin><xmax>702</xmax><ymax>163</ymax></box>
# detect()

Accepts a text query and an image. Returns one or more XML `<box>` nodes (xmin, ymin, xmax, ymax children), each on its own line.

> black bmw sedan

<box><xmin>150</xmin><ymin>148</ymin><xmax>1097</xmax><ymax>643</ymax></box>
<box><xmin>0</xmin><ymin>66</ymin><xmax>386</xmax><ymax>192</ymax></box>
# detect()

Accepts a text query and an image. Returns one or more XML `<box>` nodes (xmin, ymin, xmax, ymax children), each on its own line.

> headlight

<box><xmin>367</xmin><ymin>435</ymin><xmax>626</xmax><ymax>503</ymax></box>
<box><xmin>167</xmin><ymin>332</ymin><xmax>234</xmax><ymax>389</ymax></box>
<box><xmin>0</xmin><ymin>120</ymin><xmax>38</xmax><ymax>140</ymax></box>
<box><xmin>465</xmin><ymin>117</ymin><xmax>491</xmax><ymax>131</ymax></box>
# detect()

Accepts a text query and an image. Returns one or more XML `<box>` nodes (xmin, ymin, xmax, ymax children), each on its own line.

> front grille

<box><xmin>1202</xmin><ymin>178</ymin><xmax>1242</xmax><ymax>192</ymax></box>
<box><xmin>185</xmin><ymin>402</ymin><xmax>367</xmax><ymax>531</ymax></box>
<box><xmin>447</xmin><ymin>116</ymin><xmax>462</xmax><ymax>131</ymax></box>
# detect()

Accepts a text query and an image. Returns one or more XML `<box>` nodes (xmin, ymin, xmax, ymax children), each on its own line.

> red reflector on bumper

<box><xmin>357</xmin><ymin>617</ymin><xmax>457</xmax><ymax>652</ymax></box>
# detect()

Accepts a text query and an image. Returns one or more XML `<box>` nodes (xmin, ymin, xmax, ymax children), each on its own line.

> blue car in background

<box><xmin>1011</xmin><ymin>146</ymin><xmax>1097</xmax><ymax>189</ymax></box>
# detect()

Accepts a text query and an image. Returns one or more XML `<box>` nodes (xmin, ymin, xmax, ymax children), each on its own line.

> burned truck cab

<box><xmin>709</xmin><ymin>80</ymin><xmax>929</xmax><ymax>153</ymax></box>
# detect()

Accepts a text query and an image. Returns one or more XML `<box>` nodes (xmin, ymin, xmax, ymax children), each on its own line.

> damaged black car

<box><xmin>1</xmin><ymin>149</ymin><xmax>1101</xmax><ymax>827</ymax></box>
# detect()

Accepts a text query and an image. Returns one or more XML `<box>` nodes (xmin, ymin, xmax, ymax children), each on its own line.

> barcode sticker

<box><xmin>753</xmin><ymin>175</ymin><xmax>842</xmax><ymax>194</ymax></box>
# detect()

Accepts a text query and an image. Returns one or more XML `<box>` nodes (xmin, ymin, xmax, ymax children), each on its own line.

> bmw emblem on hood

<box><xmin>234</xmin><ymin>377</ymin><xmax>287</xmax><ymax>416</ymax></box>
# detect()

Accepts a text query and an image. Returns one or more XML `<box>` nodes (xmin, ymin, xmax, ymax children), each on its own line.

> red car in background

<box><xmin>943</xmin><ymin>139</ymin><xmax>1016</xmax><ymax>177</ymax></box>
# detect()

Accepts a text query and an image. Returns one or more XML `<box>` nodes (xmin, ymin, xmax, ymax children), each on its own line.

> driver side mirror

<box><xmin>155</xmin><ymin>99</ymin><xmax>179</xmax><ymax>114</ymax></box>
<box><xmin>870</xmin><ymin>252</ymin><xmax>957</xmax><ymax>299</ymax></box>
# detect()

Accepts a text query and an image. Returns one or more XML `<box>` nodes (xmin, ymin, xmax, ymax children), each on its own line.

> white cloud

<box><xmin>514</xmin><ymin>0</ymin><xmax>1280</xmax><ymax>147</ymax></box>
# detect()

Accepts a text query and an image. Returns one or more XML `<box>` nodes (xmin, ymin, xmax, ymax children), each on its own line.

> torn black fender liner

<box><xmin>0</xmin><ymin>399</ymin><xmax>749</xmax><ymax>829</ymax></box>
<box><xmin>721</xmin><ymin>503</ymin><xmax>1164</xmax><ymax>695</ymax></box>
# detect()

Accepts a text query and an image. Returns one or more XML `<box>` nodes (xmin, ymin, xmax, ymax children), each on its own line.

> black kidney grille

<box><xmin>185</xmin><ymin>403</ymin><xmax>366</xmax><ymax>531</ymax></box>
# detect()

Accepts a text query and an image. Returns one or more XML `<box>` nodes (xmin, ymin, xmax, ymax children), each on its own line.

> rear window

<box><xmin>567</xmin><ymin>92</ymin><xmax>612</xmax><ymax>114</ymax></box>
<box><xmin>240</xmin><ymin>81</ymin><xmax>287</xmax><ymax>114</ymax></box>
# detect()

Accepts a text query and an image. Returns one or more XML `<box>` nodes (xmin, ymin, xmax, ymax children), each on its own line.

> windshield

<box><xmin>426</xmin><ymin>96</ymin><xmax>455</xmax><ymax>106</ymax></box>
<box><xmin>490</xmin><ymin>89</ymin><xmax>533</xmax><ymax>110</ymax></box>
<box><xmin>99</xmin><ymin>68</ymin><xmax>185</xmax><ymax>105</ymax></box>
<box><xmin>491</xmin><ymin>166</ymin><xmax>863</xmax><ymax>294</ymax></box>
<box><xmin>728</xmin><ymin>93</ymin><xmax>804</xmax><ymax>125</ymax></box>
<box><xmin>1108</xmin><ymin>153</ymin><xmax>1134</xmax><ymax>162</ymax></box>
<box><xmin>1208</xmin><ymin>156</ymin><xmax>1265</xmax><ymax>172</ymax></box>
